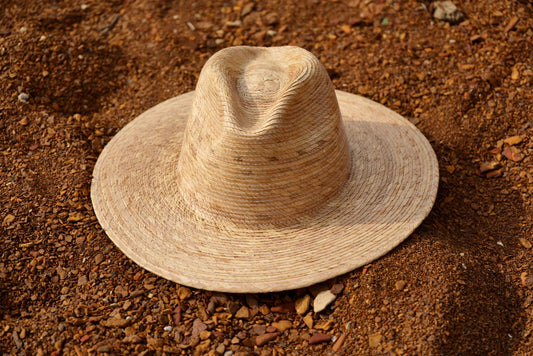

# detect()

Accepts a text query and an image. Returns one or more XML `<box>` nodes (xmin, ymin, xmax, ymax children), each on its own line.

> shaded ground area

<box><xmin>1</xmin><ymin>0</ymin><xmax>533</xmax><ymax>354</ymax></box>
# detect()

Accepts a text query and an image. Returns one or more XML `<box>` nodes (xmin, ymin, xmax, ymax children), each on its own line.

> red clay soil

<box><xmin>1</xmin><ymin>0</ymin><xmax>533</xmax><ymax>355</ymax></box>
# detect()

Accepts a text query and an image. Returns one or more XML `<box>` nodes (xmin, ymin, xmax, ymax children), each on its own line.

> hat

<box><xmin>91</xmin><ymin>46</ymin><xmax>438</xmax><ymax>293</ymax></box>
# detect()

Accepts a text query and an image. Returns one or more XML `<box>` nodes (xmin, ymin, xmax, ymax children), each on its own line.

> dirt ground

<box><xmin>1</xmin><ymin>0</ymin><xmax>533</xmax><ymax>354</ymax></box>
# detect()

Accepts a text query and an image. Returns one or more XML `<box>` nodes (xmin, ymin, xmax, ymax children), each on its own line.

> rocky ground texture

<box><xmin>1</xmin><ymin>0</ymin><xmax>533</xmax><ymax>355</ymax></box>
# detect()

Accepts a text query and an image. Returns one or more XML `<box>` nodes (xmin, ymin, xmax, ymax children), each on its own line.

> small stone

<box><xmin>104</xmin><ymin>316</ymin><xmax>130</xmax><ymax>328</ymax></box>
<box><xmin>114</xmin><ymin>285</ymin><xmax>128</xmax><ymax>298</ymax></box>
<box><xmin>147</xmin><ymin>336</ymin><xmax>164</xmax><ymax>348</ymax></box>
<box><xmin>265</xmin><ymin>12</ymin><xmax>279</xmax><ymax>25</ymax></box>
<box><xmin>225</xmin><ymin>20</ymin><xmax>243</xmax><ymax>28</ymax></box>
<box><xmin>315</xmin><ymin>320</ymin><xmax>333</xmax><ymax>331</ymax></box>
<box><xmin>97</xmin><ymin>345</ymin><xmax>111</xmax><ymax>353</ymax></box>
<box><xmin>432</xmin><ymin>1</ymin><xmax>464</xmax><ymax>24</ymax></box>
<box><xmin>295</xmin><ymin>295</ymin><xmax>310</xmax><ymax>315</ymax></box>
<box><xmin>80</xmin><ymin>334</ymin><xmax>90</xmax><ymax>343</ymax></box>
<box><xmin>503</xmin><ymin>135</ymin><xmax>524</xmax><ymax>146</ymax></box>
<box><xmin>177</xmin><ymin>286</ymin><xmax>192</xmax><ymax>300</ymax></box>
<box><xmin>3</xmin><ymin>214</ymin><xmax>15</xmax><ymax>225</ymax></box>
<box><xmin>163</xmin><ymin>325</ymin><xmax>172</xmax><ymax>332</ymax></box>
<box><xmin>191</xmin><ymin>318</ymin><xmax>207</xmax><ymax>339</ymax></box>
<box><xmin>332</xmin><ymin>333</ymin><xmax>346</xmax><ymax>352</ymax></box>
<box><xmin>122</xmin><ymin>300</ymin><xmax>132</xmax><ymax>310</ymax></box>
<box><xmin>19</xmin><ymin>117</ymin><xmax>29</xmax><ymax>126</ymax></box>
<box><xmin>330</xmin><ymin>283</ymin><xmax>344</xmax><ymax>295</ymax></box>
<box><xmin>94</xmin><ymin>253</ymin><xmax>104</xmax><ymax>264</ymax></box>
<box><xmin>309</xmin><ymin>333</ymin><xmax>331</xmax><ymax>345</ymax></box>
<box><xmin>479</xmin><ymin>161</ymin><xmax>501</xmax><ymax>173</ymax></box>
<box><xmin>272</xmin><ymin>320</ymin><xmax>292</xmax><ymax>333</ymax></box>
<box><xmin>313</xmin><ymin>290</ymin><xmax>336</xmax><ymax>313</ymax></box>
<box><xmin>77</xmin><ymin>275</ymin><xmax>88</xmax><ymax>286</ymax></box>
<box><xmin>303</xmin><ymin>314</ymin><xmax>313</xmax><ymax>329</ymax></box>
<box><xmin>227</xmin><ymin>301</ymin><xmax>240</xmax><ymax>315</ymax></box>
<box><xmin>245</xmin><ymin>294</ymin><xmax>258</xmax><ymax>308</ymax></box>
<box><xmin>266</xmin><ymin>325</ymin><xmax>277</xmax><ymax>333</ymax></box>
<box><xmin>215</xmin><ymin>343</ymin><xmax>225</xmax><ymax>355</ymax></box>
<box><xmin>251</xmin><ymin>325</ymin><xmax>266</xmax><ymax>335</ymax></box>
<box><xmin>200</xmin><ymin>330</ymin><xmax>211</xmax><ymax>340</ymax></box>
<box><xmin>123</xmin><ymin>334</ymin><xmax>143</xmax><ymax>344</ymax></box>
<box><xmin>395</xmin><ymin>280</ymin><xmax>407</xmax><ymax>291</ymax></box>
<box><xmin>368</xmin><ymin>332</ymin><xmax>382</xmax><ymax>347</ymax></box>
<box><xmin>231</xmin><ymin>336</ymin><xmax>240</xmax><ymax>344</ymax></box>
<box><xmin>235</xmin><ymin>306</ymin><xmax>250</xmax><ymax>319</ymax></box>
<box><xmin>12</xmin><ymin>330</ymin><xmax>23</xmax><ymax>349</ymax></box>
<box><xmin>519</xmin><ymin>238</ymin><xmax>532</xmax><ymax>249</ymax></box>
<box><xmin>502</xmin><ymin>147</ymin><xmax>524</xmax><ymax>162</ymax></box>
<box><xmin>255</xmin><ymin>332</ymin><xmax>278</xmax><ymax>346</ymax></box>
<box><xmin>259</xmin><ymin>305</ymin><xmax>270</xmax><ymax>315</ymax></box>
<box><xmin>271</xmin><ymin>303</ymin><xmax>294</xmax><ymax>313</ymax></box>
<box><xmin>511</xmin><ymin>69</ymin><xmax>519</xmax><ymax>81</ymax></box>
<box><xmin>18</xmin><ymin>93</ymin><xmax>29</xmax><ymax>103</ymax></box>
<box><xmin>486</xmin><ymin>169</ymin><xmax>503</xmax><ymax>178</ymax></box>
<box><xmin>241</xmin><ymin>2</ymin><xmax>254</xmax><ymax>17</ymax></box>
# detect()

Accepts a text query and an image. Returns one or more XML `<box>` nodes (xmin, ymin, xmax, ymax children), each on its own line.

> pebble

<box><xmin>223</xmin><ymin>351</ymin><xmax>233</xmax><ymax>356</ymax></box>
<box><xmin>503</xmin><ymin>135</ymin><xmax>524</xmax><ymax>146</ymax></box>
<box><xmin>163</xmin><ymin>325</ymin><xmax>172</xmax><ymax>332</ymax></box>
<box><xmin>368</xmin><ymin>332</ymin><xmax>382</xmax><ymax>347</ymax></box>
<box><xmin>479</xmin><ymin>161</ymin><xmax>501</xmax><ymax>173</ymax></box>
<box><xmin>241</xmin><ymin>2</ymin><xmax>254</xmax><ymax>17</ymax></box>
<box><xmin>502</xmin><ymin>147</ymin><xmax>524</xmax><ymax>162</ymax></box>
<box><xmin>94</xmin><ymin>253</ymin><xmax>104</xmax><ymax>264</ymax></box>
<box><xmin>313</xmin><ymin>290</ymin><xmax>336</xmax><ymax>313</ymax></box>
<box><xmin>18</xmin><ymin>93</ymin><xmax>29</xmax><ymax>103</ymax></box>
<box><xmin>272</xmin><ymin>320</ymin><xmax>292</xmax><ymax>332</ymax></box>
<box><xmin>12</xmin><ymin>330</ymin><xmax>23</xmax><ymax>349</ymax></box>
<box><xmin>177</xmin><ymin>286</ymin><xmax>192</xmax><ymax>300</ymax></box>
<box><xmin>519</xmin><ymin>238</ymin><xmax>532</xmax><ymax>249</ymax></box>
<box><xmin>330</xmin><ymin>283</ymin><xmax>344</xmax><ymax>295</ymax></box>
<box><xmin>123</xmin><ymin>334</ymin><xmax>142</xmax><ymax>344</ymax></box>
<box><xmin>3</xmin><ymin>214</ymin><xmax>15</xmax><ymax>225</ymax></box>
<box><xmin>303</xmin><ymin>314</ymin><xmax>314</xmax><ymax>329</ymax></box>
<box><xmin>432</xmin><ymin>1</ymin><xmax>465</xmax><ymax>24</ymax></box>
<box><xmin>309</xmin><ymin>333</ymin><xmax>331</xmax><ymax>345</ymax></box>
<box><xmin>255</xmin><ymin>332</ymin><xmax>279</xmax><ymax>346</ymax></box>
<box><xmin>104</xmin><ymin>316</ymin><xmax>130</xmax><ymax>328</ymax></box>
<box><xmin>97</xmin><ymin>345</ymin><xmax>111</xmax><ymax>353</ymax></box>
<box><xmin>271</xmin><ymin>302</ymin><xmax>294</xmax><ymax>313</ymax></box>
<box><xmin>18</xmin><ymin>117</ymin><xmax>29</xmax><ymax>126</ymax></box>
<box><xmin>215</xmin><ymin>343</ymin><xmax>225</xmax><ymax>355</ymax></box>
<box><xmin>235</xmin><ymin>305</ymin><xmax>250</xmax><ymax>319</ymax></box>
<box><xmin>77</xmin><ymin>275</ymin><xmax>88</xmax><ymax>286</ymax></box>
<box><xmin>332</xmin><ymin>332</ymin><xmax>346</xmax><ymax>352</ymax></box>
<box><xmin>191</xmin><ymin>318</ymin><xmax>207</xmax><ymax>339</ymax></box>
<box><xmin>251</xmin><ymin>325</ymin><xmax>266</xmax><ymax>335</ymax></box>
<box><xmin>295</xmin><ymin>295</ymin><xmax>310</xmax><ymax>315</ymax></box>
<box><xmin>395</xmin><ymin>280</ymin><xmax>407</xmax><ymax>291</ymax></box>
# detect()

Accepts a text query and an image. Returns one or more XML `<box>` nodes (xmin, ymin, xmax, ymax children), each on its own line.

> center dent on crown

<box><xmin>235</xmin><ymin>61</ymin><xmax>288</xmax><ymax>130</ymax></box>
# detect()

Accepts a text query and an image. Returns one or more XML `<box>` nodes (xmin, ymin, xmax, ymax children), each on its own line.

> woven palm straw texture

<box><xmin>91</xmin><ymin>46</ymin><xmax>439</xmax><ymax>293</ymax></box>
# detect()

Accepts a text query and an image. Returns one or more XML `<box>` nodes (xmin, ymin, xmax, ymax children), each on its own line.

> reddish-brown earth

<box><xmin>1</xmin><ymin>0</ymin><xmax>533</xmax><ymax>354</ymax></box>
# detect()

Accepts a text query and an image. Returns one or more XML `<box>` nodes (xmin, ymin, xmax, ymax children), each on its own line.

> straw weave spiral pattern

<box><xmin>91</xmin><ymin>46</ymin><xmax>439</xmax><ymax>292</ymax></box>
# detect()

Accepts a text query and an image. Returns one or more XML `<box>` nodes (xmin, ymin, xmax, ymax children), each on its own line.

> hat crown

<box><xmin>177</xmin><ymin>46</ymin><xmax>351</xmax><ymax>226</ymax></box>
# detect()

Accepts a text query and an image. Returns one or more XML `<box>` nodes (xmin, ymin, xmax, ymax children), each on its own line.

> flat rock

<box><xmin>295</xmin><ymin>295</ymin><xmax>310</xmax><ymax>315</ymax></box>
<box><xmin>503</xmin><ymin>135</ymin><xmax>524</xmax><ymax>146</ymax></box>
<box><xmin>502</xmin><ymin>147</ymin><xmax>524</xmax><ymax>162</ymax></box>
<box><xmin>104</xmin><ymin>316</ymin><xmax>130</xmax><ymax>328</ymax></box>
<box><xmin>480</xmin><ymin>161</ymin><xmax>501</xmax><ymax>173</ymax></box>
<box><xmin>368</xmin><ymin>332</ymin><xmax>382</xmax><ymax>347</ymax></box>
<box><xmin>235</xmin><ymin>306</ymin><xmax>250</xmax><ymax>319</ymax></box>
<box><xmin>255</xmin><ymin>332</ymin><xmax>279</xmax><ymax>346</ymax></box>
<box><xmin>191</xmin><ymin>318</ymin><xmax>207</xmax><ymax>339</ymax></box>
<box><xmin>313</xmin><ymin>290</ymin><xmax>336</xmax><ymax>313</ymax></box>
<box><xmin>309</xmin><ymin>333</ymin><xmax>331</xmax><ymax>345</ymax></box>
<box><xmin>272</xmin><ymin>320</ymin><xmax>292</xmax><ymax>333</ymax></box>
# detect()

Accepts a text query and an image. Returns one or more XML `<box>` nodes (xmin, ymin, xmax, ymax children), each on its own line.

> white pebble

<box><xmin>18</xmin><ymin>93</ymin><xmax>29</xmax><ymax>103</ymax></box>
<box><xmin>497</xmin><ymin>241</ymin><xmax>504</xmax><ymax>247</ymax></box>
<box><xmin>163</xmin><ymin>326</ymin><xmax>172</xmax><ymax>332</ymax></box>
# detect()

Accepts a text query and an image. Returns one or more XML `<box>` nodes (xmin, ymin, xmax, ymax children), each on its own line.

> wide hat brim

<box><xmin>91</xmin><ymin>90</ymin><xmax>439</xmax><ymax>293</ymax></box>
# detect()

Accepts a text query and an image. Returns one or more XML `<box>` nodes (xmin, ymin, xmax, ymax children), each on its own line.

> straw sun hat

<box><xmin>91</xmin><ymin>46</ymin><xmax>438</xmax><ymax>293</ymax></box>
